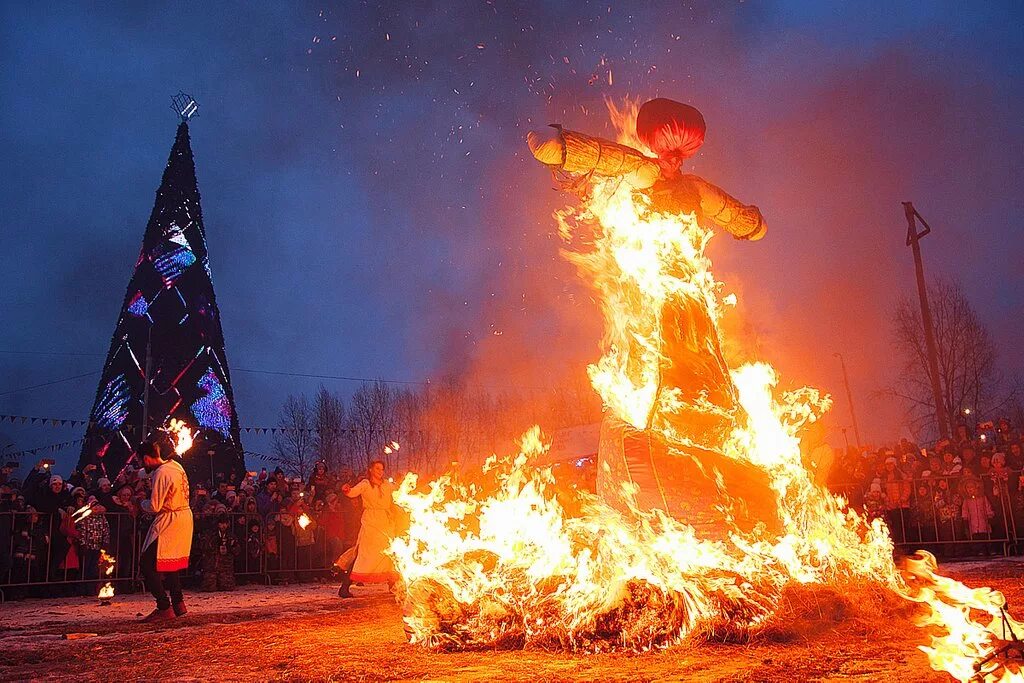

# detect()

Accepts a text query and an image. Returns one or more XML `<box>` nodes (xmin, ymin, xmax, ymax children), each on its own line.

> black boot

<box><xmin>337</xmin><ymin>570</ymin><xmax>353</xmax><ymax>598</ymax></box>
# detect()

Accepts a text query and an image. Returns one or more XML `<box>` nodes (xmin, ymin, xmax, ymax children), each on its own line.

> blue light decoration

<box><xmin>152</xmin><ymin>241</ymin><xmax>197</xmax><ymax>287</ymax></box>
<box><xmin>192</xmin><ymin>367</ymin><xmax>233</xmax><ymax>437</ymax></box>
<box><xmin>127</xmin><ymin>291</ymin><xmax>150</xmax><ymax>317</ymax></box>
<box><xmin>93</xmin><ymin>374</ymin><xmax>131</xmax><ymax>430</ymax></box>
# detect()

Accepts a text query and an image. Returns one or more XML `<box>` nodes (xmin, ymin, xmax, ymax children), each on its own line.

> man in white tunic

<box><xmin>138</xmin><ymin>440</ymin><xmax>194</xmax><ymax>622</ymax></box>
<box><xmin>336</xmin><ymin>460</ymin><xmax>398</xmax><ymax>597</ymax></box>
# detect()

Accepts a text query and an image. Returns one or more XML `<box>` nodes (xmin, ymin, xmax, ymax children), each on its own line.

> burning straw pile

<box><xmin>390</xmin><ymin>427</ymin><xmax>890</xmax><ymax>653</ymax></box>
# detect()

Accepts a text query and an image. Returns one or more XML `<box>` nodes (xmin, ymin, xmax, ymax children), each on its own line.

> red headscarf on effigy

<box><xmin>636</xmin><ymin>98</ymin><xmax>706</xmax><ymax>163</ymax></box>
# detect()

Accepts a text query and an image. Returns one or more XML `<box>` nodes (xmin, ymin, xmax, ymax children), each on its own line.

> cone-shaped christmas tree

<box><xmin>79</xmin><ymin>120</ymin><xmax>244</xmax><ymax>483</ymax></box>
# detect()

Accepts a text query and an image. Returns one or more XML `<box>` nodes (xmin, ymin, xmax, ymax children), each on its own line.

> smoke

<box><xmin>1</xmin><ymin>1</ymin><xmax>1021</xmax><ymax>460</ymax></box>
<box><xmin>408</xmin><ymin>6</ymin><xmax>1024</xmax><ymax>445</ymax></box>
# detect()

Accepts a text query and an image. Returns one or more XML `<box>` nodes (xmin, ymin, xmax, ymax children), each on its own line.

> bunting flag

<box><xmin>5</xmin><ymin>438</ymin><xmax>86</xmax><ymax>459</ymax></box>
<box><xmin>0</xmin><ymin>413</ymin><xmax>422</xmax><ymax>437</ymax></box>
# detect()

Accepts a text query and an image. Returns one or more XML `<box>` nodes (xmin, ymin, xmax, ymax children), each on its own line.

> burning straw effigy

<box><xmin>387</xmin><ymin>99</ymin><xmax>1023</xmax><ymax>681</ymax></box>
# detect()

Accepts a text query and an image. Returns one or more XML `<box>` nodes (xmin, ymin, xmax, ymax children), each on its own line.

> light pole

<box><xmin>902</xmin><ymin>202</ymin><xmax>949</xmax><ymax>439</ymax></box>
<box><xmin>833</xmin><ymin>353</ymin><xmax>863</xmax><ymax>449</ymax></box>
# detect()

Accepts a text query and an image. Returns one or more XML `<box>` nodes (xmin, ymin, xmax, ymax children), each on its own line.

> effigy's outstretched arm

<box><xmin>528</xmin><ymin>126</ymin><xmax>766</xmax><ymax>241</ymax></box>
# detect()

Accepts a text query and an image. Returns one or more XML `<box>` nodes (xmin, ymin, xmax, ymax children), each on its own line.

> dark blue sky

<box><xmin>2</xmin><ymin>1</ymin><xmax>1022</xmax><ymax>469</ymax></box>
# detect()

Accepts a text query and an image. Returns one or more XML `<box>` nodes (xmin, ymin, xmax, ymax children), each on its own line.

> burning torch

<box><xmin>166</xmin><ymin>418</ymin><xmax>194</xmax><ymax>455</ymax></box>
<box><xmin>98</xmin><ymin>549</ymin><xmax>116</xmax><ymax>605</ymax></box>
<box><xmin>71</xmin><ymin>502</ymin><xmax>94</xmax><ymax>524</ymax></box>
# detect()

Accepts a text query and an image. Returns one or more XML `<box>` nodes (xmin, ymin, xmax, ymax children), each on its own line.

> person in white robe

<box><xmin>138</xmin><ymin>440</ymin><xmax>194</xmax><ymax>622</ymax></box>
<box><xmin>334</xmin><ymin>460</ymin><xmax>398</xmax><ymax>597</ymax></box>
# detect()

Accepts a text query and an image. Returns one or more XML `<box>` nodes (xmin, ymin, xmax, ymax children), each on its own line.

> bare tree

<box><xmin>313</xmin><ymin>386</ymin><xmax>347</xmax><ymax>472</ymax></box>
<box><xmin>271</xmin><ymin>394</ymin><xmax>316</xmax><ymax>479</ymax></box>
<box><xmin>346</xmin><ymin>382</ymin><xmax>399</xmax><ymax>469</ymax></box>
<box><xmin>889</xmin><ymin>277</ymin><xmax>1018</xmax><ymax>438</ymax></box>
<box><xmin>272</xmin><ymin>373</ymin><xmax>604</xmax><ymax>478</ymax></box>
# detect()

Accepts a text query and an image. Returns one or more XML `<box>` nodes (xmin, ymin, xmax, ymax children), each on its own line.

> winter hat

<box><xmin>98</xmin><ymin>477</ymin><xmax>111</xmax><ymax>488</ymax></box>
<box><xmin>71</xmin><ymin>487</ymin><xmax>86</xmax><ymax>498</ymax></box>
<box><xmin>49</xmin><ymin>475</ymin><xmax>63</xmax><ymax>486</ymax></box>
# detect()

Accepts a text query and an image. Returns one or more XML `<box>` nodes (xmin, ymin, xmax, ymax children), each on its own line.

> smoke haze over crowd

<box><xmin>2</xmin><ymin>1</ymin><xmax>1022</xmax><ymax>468</ymax></box>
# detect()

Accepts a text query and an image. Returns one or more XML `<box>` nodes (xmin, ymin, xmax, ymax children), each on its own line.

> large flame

<box><xmin>388</xmin><ymin>102</ymin><xmax>1021</xmax><ymax>680</ymax></box>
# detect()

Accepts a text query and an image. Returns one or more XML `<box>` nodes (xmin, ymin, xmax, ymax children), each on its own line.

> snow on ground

<box><xmin>0</xmin><ymin>559</ymin><xmax>1019</xmax><ymax>681</ymax></box>
<box><xmin>0</xmin><ymin>581</ymin><xmax>391</xmax><ymax>631</ymax></box>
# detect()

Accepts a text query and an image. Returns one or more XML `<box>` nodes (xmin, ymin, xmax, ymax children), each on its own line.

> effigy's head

<box><xmin>636</xmin><ymin>98</ymin><xmax>706</xmax><ymax>174</ymax></box>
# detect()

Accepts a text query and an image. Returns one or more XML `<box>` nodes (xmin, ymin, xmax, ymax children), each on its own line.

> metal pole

<box><xmin>833</xmin><ymin>353</ymin><xmax>863</xmax><ymax>449</ymax></box>
<box><xmin>902</xmin><ymin>202</ymin><xmax>949</xmax><ymax>440</ymax></box>
<box><xmin>141</xmin><ymin>326</ymin><xmax>153</xmax><ymax>442</ymax></box>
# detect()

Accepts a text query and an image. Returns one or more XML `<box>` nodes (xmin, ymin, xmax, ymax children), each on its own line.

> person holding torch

<box><xmin>334</xmin><ymin>459</ymin><xmax>398</xmax><ymax>597</ymax></box>
<box><xmin>138</xmin><ymin>439</ymin><xmax>194</xmax><ymax>622</ymax></box>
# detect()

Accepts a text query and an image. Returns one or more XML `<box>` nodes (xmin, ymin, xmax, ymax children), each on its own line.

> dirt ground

<box><xmin>0</xmin><ymin>559</ymin><xmax>1021</xmax><ymax>682</ymax></box>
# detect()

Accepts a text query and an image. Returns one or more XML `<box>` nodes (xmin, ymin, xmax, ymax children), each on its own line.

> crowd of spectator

<box><xmin>827</xmin><ymin>417</ymin><xmax>1024</xmax><ymax>556</ymax></box>
<box><xmin>0</xmin><ymin>458</ymin><xmax>365</xmax><ymax>599</ymax></box>
<box><xmin>4</xmin><ymin>417</ymin><xmax>1024</xmax><ymax>600</ymax></box>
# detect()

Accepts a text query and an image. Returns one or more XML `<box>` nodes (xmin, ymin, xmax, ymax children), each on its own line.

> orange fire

<box><xmin>98</xmin><ymin>549</ymin><xmax>116</xmax><ymax>600</ymax></box>
<box><xmin>899</xmin><ymin>551</ymin><xmax>1024</xmax><ymax>681</ymax></box>
<box><xmin>167</xmin><ymin>418</ymin><xmax>194</xmax><ymax>455</ymax></box>
<box><xmin>297</xmin><ymin>513</ymin><xmax>312</xmax><ymax>530</ymax></box>
<box><xmin>387</xmin><ymin>101</ymin><xmax>1020</xmax><ymax>680</ymax></box>
<box><xmin>71</xmin><ymin>504</ymin><xmax>93</xmax><ymax>523</ymax></box>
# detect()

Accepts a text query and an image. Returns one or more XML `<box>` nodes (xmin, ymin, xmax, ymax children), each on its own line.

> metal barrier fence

<box><xmin>2</xmin><ymin>472</ymin><xmax>1021</xmax><ymax>598</ymax></box>
<box><xmin>0</xmin><ymin>510</ymin><xmax>140</xmax><ymax>594</ymax></box>
<box><xmin>878</xmin><ymin>473</ymin><xmax>1022</xmax><ymax>556</ymax></box>
<box><xmin>0</xmin><ymin>509</ymin><xmax>347</xmax><ymax>599</ymax></box>
<box><xmin>830</xmin><ymin>470</ymin><xmax>1024</xmax><ymax>555</ymax></box>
